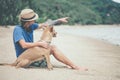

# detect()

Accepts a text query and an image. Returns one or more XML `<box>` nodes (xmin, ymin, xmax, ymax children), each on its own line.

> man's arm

<box><xmin>37</xmin><ymin>17</ymin><xmax>69</xmax><ymax>29</ymax></box>
<box><xmin>19</xmin><ymin>39</ymin><xmax>48</xmax><ymax>49</ymax></box>
<box><xmin>53</xmin><ymin>17</ymin><xmax>69</xmax><ymax>25</ymax></box>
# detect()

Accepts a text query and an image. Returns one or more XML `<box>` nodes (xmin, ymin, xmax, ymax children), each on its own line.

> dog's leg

<box><xmin>16</xmin><ymin>59</ymin><xmax>30</xmax><ymax>68</ymax></box>
<box><xmin>11</xmin><ymin>61</ymin><xmax>17</xmax><ymax>66</ymax></box>
<box><xmin>44</xmin><ymin>52</ymin><xmax>53</xmax><ymax>70</ymax></box>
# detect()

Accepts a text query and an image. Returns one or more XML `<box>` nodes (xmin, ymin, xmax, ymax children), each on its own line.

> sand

<box><xmin>0</xmin><ymin>25</ymin><xmax>120</xmax><ymax>80</ymax></box>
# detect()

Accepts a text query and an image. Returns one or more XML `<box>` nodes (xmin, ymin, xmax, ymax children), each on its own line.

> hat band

<box><xmin>21</xmin><ymin>14</ymin><xmax>36</xmax><ymax>21</ymax></box>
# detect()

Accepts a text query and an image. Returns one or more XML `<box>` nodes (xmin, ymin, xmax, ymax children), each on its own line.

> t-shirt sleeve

<box><xmin>30</xmin><ymin>23</ymin><xmax>39</xmax><ymax>30</ymax></box>
<box><xmin>13</xmin><ymin>27</ymin><xmax>24</xmax><ymax>43</ymax></box>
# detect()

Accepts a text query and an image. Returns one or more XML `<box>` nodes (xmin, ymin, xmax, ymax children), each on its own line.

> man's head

<box><xmin>19</xmin><ymin>9</ymin><xmax>39</xmax><ymax>28</ymax></box>
<box><xmin>19</xmin><ymin>9</ymin><xmax>38</xmax><ymax>21</ymax></box>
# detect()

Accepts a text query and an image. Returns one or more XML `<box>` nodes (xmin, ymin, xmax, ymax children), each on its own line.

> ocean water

<box><xmin>57</xmin><ymin>26</ymin><xmax>120</xmax><ymax>46</ymax></box>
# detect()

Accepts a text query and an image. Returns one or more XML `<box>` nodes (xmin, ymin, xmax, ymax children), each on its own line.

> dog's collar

<box><xmin>39</xmin><ymin>40</ymin><xmax>51</xmax><ymax>44</ymax></box>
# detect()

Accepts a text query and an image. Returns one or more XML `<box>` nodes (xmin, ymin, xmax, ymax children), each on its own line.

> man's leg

<box><xmin>50</xmin><ymin>45</ymin><xmax>88</xmax><ymax>70</ymax></box>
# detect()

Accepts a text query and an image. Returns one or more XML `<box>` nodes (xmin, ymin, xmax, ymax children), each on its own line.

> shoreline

<box><xmin>55</xmin><ymin>25</ymin><xmax>120</xmax><ymax>46</ymax></box>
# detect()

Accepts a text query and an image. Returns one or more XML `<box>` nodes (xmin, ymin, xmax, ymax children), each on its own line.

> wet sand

<box><xmin>0</xmin><ymin>25</ymin><xmax>120</xmax><ymax>80</ymax></box>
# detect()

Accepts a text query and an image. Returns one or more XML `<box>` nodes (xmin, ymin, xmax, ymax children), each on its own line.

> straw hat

<box><xmin>19</xmin><ymin>9</ymin><xmax>39</xmax><ymax>21</ymax></box>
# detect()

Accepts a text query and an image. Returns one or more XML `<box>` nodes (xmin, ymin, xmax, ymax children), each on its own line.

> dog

<box><xmin>1</xmin><ymin>26</ymin><xmax>56</xmax><ymax>70</ymax></box>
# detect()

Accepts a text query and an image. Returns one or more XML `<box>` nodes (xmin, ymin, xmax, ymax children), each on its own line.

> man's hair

<box><xmin>20</xmin><ymin>20</ymin><xmax>31</xmax><ymax>32</ymax></box>
<box><xmin>20</xmin><ymin>20</ymin><xmax>27</xmax><ymax>27</ymax></box>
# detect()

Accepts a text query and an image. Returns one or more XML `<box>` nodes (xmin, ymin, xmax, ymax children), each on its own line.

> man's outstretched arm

<box><xmin>38</xmin><ymin>17</ymin><xmax>69</xmax><ymax>29</ymax></box>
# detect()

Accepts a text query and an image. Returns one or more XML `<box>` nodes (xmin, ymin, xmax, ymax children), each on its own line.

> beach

<box><xmin>0</xmin><ymin>25</ymin><xmax>120</xmax><ymax>80</ymax></box>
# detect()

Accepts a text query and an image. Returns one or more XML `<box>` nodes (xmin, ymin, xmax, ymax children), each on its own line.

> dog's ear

<box><xmin>53</xmin><ymin>32</ymin><xmax>57</xmax><ymax>37</ymax></box>
<box><xmin>50</xmin><ymin>26</ymin><xmax>53</xmax><ymax>32</ymax></box>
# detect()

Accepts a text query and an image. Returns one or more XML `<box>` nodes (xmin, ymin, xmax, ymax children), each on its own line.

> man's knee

<box><xmin>50</xmin><ymin>45</ymin><xmax>57</xmax><ymax>53</ymax></box>
<box><xmin>51</xmin><ymin>45</ymin><xmax>57</xmax><ymax>50</ymax></box>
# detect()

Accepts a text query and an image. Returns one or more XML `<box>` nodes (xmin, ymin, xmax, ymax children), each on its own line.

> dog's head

<box><xmin>43</xmin><ymin>25</ymin><xmax>57</xmax><ymax>37</ymax></box>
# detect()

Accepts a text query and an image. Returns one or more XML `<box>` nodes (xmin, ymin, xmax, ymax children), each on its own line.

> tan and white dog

<box><xmin>1</xmin><ymin>26</ymin><xmax>56</xmax><ymax>70</ymax></box>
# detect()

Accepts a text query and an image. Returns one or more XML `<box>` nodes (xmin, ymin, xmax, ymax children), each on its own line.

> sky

<box><xmin>112</xmin><ymin>0</ymin><xmax>120</xmax><ymax>3</ymax></box>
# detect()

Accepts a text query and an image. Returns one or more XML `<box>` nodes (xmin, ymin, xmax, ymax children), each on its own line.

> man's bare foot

<box><xmin>71</xmin><ymin>66</ymin><xmax>88</xmax><ymax>71</ymax></box>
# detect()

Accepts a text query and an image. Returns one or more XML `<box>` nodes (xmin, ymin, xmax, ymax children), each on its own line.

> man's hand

<box><xmin>38</xmin><ymin>41</ymin><xmax>49</xmax><ymax>49</ymax></box>
<box><xmin>38</xmin><ymin>23</ymin><xmax>48</xmax><ymax>30</ymax></box>
<box><xmin>57</xmin><ymin>17</ymin><xmax>69</xmax><ymax>23</ymax></box>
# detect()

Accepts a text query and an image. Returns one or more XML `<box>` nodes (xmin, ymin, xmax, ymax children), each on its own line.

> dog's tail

<box><xmin>0</xmin><ymin>63</ymin><xmax>11</xmax><ymax>66</ymax></box>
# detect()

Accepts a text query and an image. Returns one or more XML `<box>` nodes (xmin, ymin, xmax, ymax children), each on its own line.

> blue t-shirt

<box><xmin>13</xmin><ymin>23</ymin><xmax>38</xmax><ymax>57</ymax></box>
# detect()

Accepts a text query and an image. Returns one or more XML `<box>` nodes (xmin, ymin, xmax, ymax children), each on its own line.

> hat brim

<box><xmin>20</xmin><ymin>13</ymin><xmax>39</xmax><ymax>21</ymax></box>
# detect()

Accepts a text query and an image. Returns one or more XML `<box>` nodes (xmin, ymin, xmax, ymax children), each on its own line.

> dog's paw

<box><xmin>48</xmin><ymin>64</ymin><xmax>53</xmax><ymax>70</ymax></box>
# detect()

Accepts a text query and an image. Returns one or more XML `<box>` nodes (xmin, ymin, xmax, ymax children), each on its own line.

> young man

<box><xmin>13</xmin><ymin>8</ymin><xmax>87</xmax><ymax>70</ymax></box>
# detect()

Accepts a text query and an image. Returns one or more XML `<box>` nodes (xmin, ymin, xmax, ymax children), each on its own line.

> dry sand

<box><xmin>0</xmin><ymin>25</ymin><xmax>120</xmax><ymax>80</ymax></box>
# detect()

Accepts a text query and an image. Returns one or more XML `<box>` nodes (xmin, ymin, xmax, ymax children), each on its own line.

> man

<box><xmin>13</xmin><ymin>8</ymin><xmax>87</xmax><ymax>70</ymax></box>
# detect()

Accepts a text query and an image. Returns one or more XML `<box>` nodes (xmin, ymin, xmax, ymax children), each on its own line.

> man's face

<box><xmin>25</xmin><ymin>20</ymin><xmax>35</xmax><ymax>28</ymax></box>
<box><xmin>29</xmin><ymin>20</ymin><xmax>35</xmax><ymax>25</ymax></box>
